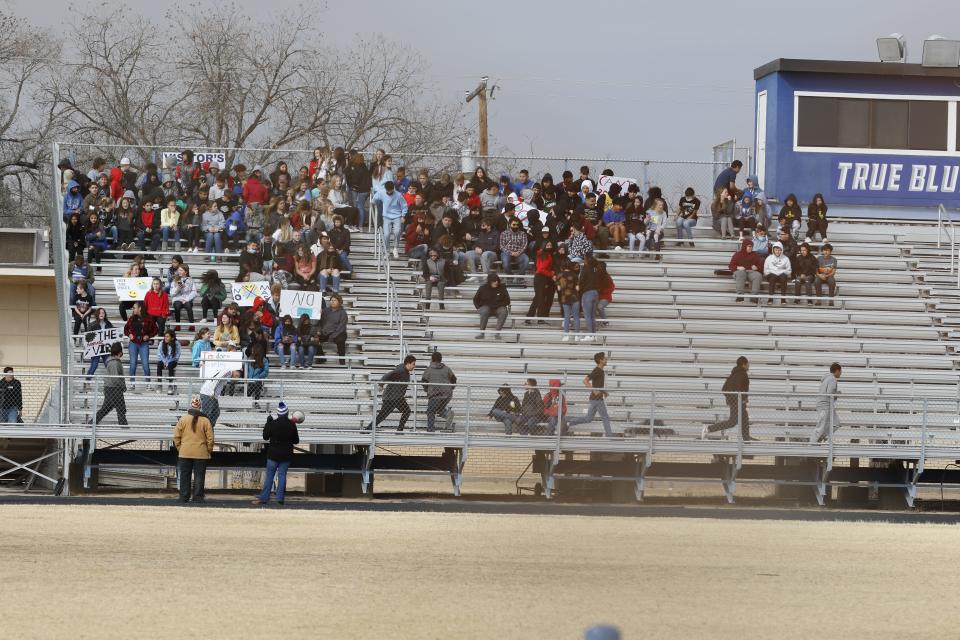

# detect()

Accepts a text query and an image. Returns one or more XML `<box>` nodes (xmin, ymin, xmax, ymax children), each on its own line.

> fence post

<box><xmin>92</xmin><ymin>376</ymin><xmax>99</xmax><ymax>444</ymax></box>
<box><xmin>648</xmin><ymin>391</ymin><xmax>655</xmax><ymax>454</ymax></box>
<box><xmin>412</xmin><ymin>375</ymin><xmax>419</xmax><ymax>432</ymax></box>
<box><xmin>465</xmin><ymin>385</ymin><xmax>471</xmax><ymax>436</ymax></box>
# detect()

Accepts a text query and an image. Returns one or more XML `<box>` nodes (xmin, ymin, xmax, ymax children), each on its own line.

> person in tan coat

<box><xmin>174</xmin><ymin>396</ymin><xmax>215</xmax><ymax>503</ymax></box>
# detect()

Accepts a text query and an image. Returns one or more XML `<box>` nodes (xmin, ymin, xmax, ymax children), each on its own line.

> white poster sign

<box><xmin>279</xmin><ymin>289</ymin><xmax>324</xmax><ymax>320</ymax></box>
<box><xmin>113</xmin><ymin>277</ymin><xmax>152</xmax><ymax>301</ymax></box>
<box><xmin>596</xmin><ymin>175</ymin><xmax>637</xmax><ymax>195</ymax></box>
<box><xmin>231</xmin><ymin>281</ymin><xmax>272</xmax><ymax>307</ymax></box>
<box><xmin>160</xmin><ymin>151</ymin><xmax>226</xmax><ymax>168</ymax></box>
<box><xmin>82</xmin><ymin>327</ymin><xmax>122</xmax><ymax>359</ymax></box>
<box><xmin>199</xmin><ymin>350</ymin><xmax>244</xmax><ymax>380</ymax></box>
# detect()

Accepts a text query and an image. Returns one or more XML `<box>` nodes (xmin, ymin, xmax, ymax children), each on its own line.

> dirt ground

<box><xmin>0</xmin><ymin>505</ymin><xmax>957</xmax><ymax>639</ymax></box>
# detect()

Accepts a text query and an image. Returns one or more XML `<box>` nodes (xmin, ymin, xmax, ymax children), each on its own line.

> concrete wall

<box><xmin>0</xmin><ymin>270</ymin><xmax>60</xmax><ymax>369</ymax></box>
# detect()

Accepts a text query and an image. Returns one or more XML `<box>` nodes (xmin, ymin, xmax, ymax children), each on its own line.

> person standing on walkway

<box><xmin>1</xmin><ymin>367</ymin><xmax>22</xmax><ymax>424</ymax></box>
<box><xmin>565</xmin><ymin>352</ymin><xmax>613</xmax><ymax>436</ymax></box>
<box><xmin>173</xmin><ymin>395</ymin><xmax>215</xmax><ymax>503</ymax></box>
<box><xmin>813</xmin><ymin>363</ymin><xmax>842</xmax><ymax>443</ymax></box>
<box><xmin>252</xmin><ymin>401</ymin><xmax>300</xmax><ymax>506</ymax></box>
<box><xmin>94</xmin><ymin>343</ymin><xmax>127</xmax><ymax>425</ymax></box>
<box><xmin>367</xmin><ymin>355</ymin><xmax>417</xmax><ymax>431</ymax></box>
<box><xmin>421</xmin><ymin>351</ymin><xmax>457</xmax><ymax>432</ymax></box>
<box><xmin>702</xmin><ymin>356</ymin><xmax>755</xmax><ymax>441</ymax></box>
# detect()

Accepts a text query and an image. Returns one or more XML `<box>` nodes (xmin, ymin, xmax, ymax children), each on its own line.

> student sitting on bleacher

<box><xmin>465</xmin><ymin>217</ymin><xmax>499</xmax><ymax>274</ymax></box>
<box><xmin>239</xmin><ymin>240</ymin><xmax>265</xmax><ymax>279</ymax></box>
<box><xmin>516</xmin><ymin>378</ymin><xmax>546</xmax><ymax>435</ymax></box>
<box><xmin>805</xmin><ymin>194</ymin><xmax>829</xmax><ymax>243</ymax></box>
<box><xmin>542</xmin><ymin>379</ymin><xmax>566</xmax><ymax>436</ymax></box>
<box><xmin>213</xmin><ymin>313</ymin><xmax>239</xmax><ymax>350</ymax></box>
<box><xmin>567</xmin><ymin>223</ymin><xmax>593</xmax><ymax>264</ymax></box>
<box><xmin>191</xmin><ymin>328</ymin><xmax>212</xmax><ymax>367</ymax></box>
<box><xmin>763</xmin><ymin>242</ymin><xmax>792</xmax><ymax>305</ymax></box>
<box><xmin>488</xmin><ymin>384</ymin><xmax>522</xmax><ymax>435</ymax></box>
<box><xmin>779</xmin><ymin>194</ymin><xmax>803</xmax><ymax>239</ymax></box>
<box><xmin>793</xmin><ymin>243</ymin><xmax>818</xmax><ymax>305</ymax></box>
<box><xmin>273</xmin><ymin>315</ymin><xmax>298</xmax><ymax>368</ymax></box>
<box><xmin>292</xmin><ymin>244</ymin><xmax>316</xmax><ymax>289</ymax></box>
<box><xmin>144</xmin><ymin>277</ymin><xmax>170</xmax><ymax>334</ymax></box>
<box><xmin>776</xmin><ymin>228</ymin><xmax>799</xmax><ymax>275</ymax></box>
<box><xmin>169</xmin><ymin>265</ymin><xmax>197</xmax><ymax>323</ymax></box>
<box><xmin>751</xmin><ymin>226</ymin><xmax>770</xmax><ymax>258</ymax></box>
<box><xmin>735</xmin><ymin>195</ymin><xmax>757</xmax><ymax>239</ymax></box>
<box><xmin>473</xmin><ymin>273</ymin><xmax>510</xmax><ymax>340</ymax></box>
<box><xmin>728</xmin><ymin>239</ymin><xmax>763</xmax><ymax>303</ymax></box>
<box><xmin>815</xmin><ymin>243</ymin><xmax>838</xmax><ymax>306</ymax></box>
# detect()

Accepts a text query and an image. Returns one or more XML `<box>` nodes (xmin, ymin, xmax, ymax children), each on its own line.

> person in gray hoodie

<box><xmin>422</xmin><ymin>249</ymin><xmax>447</xmax><ymax>310</ymax></box>
<box><xmin>316</xmin><ymin>293</ymin><xmax>349</xmax><ymax>365</ymax></box>
<box><xmin>421</xmin><ymin>351</ymin><xmax>458</xmax><ymax>432</ymax></box>
<box><xmin>813</xmin><ymin>363</ymin><xmax>842</xmax><ymax>443</ymax></box>
<box><xmin>94</xmin><ymin>342</ymin><xmax>127</xmax><ymax>425</ymax></box>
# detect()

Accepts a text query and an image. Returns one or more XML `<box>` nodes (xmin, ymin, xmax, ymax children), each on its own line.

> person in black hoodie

<box><xmin>793</xmin><ymin>243</ymin><xmax>819</xmax><ymax>305</ymax></box>
<box><xmin>779</xmin><ymin>194</ymin><xmax>802</xmax><ymax>239</ymax></box>
<box><xmin>517</xmin><ymin>378</ymin><xmax>546</xmax><ymax>434</ymax></box>
<box><xmin>805</xmin><ymin>193</ymin><xmax>829</xmax><ymax>243</ymax></box>
<box><xmin>1</xmin><ymin>367</ymin><xmax>22</xmax><ymax>423</ymax></box>
<box><xmin>702</xmin><ymin>356</ymin><xmax>754</xmax><ymax>441</ymax></box>
<box><xmin>367</xmin><ymin>355</ymin><xmax>417</xmax><ymax>432</ymax></box>
<box><xmin>473</xmin><ymin>273</ymin><xmax>511</xmax><ymax>340</ymax></box>
<box><xmin>252</xmin><ymin>401</ymin><xmax>300</xmax><ymax>506</ymax></box>
<box><xmin>489</xmin><ymin>384</ymin><xmax>522</xmax><ymax>435</ymax></box>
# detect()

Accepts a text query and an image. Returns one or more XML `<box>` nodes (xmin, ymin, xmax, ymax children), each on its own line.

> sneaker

<box><xmin>392</xmin><ymin>248</ymin><xmax>399</xmax><ymax>259</ymax></box>
<box><xmin>167</xmin><ymin>386</ymin><xmax>174</xmax><ymax>395</ymax></box>
<box><xmin>780</xmin><ymin>299</ymin><xmax>787</xmax><ymax>305</ymax></box>
<box><xmin>767</xmin><ymin>298</ymin><xmax>773</xmax><ymax>304</ymax></box>
<box><xmin>804</xmin><ymin>237</ymin><xmax>812</xmax><ymax>243</ymax></box>
<box><xmin>251</xmin><ymin>499</ymin><xmax>267</xmax><ymax>506</ymax></box>
<box><xmin>581</xmin><ymin>335</ymin><xmax>594</xmax><ymax>343</ymax></box>
<box><xmin>614</xmin><ymin>246</ymin><xmax>623</xmax><ymax>251</ymax></box>
<box><xmin>829</xmin><ymin>300</ymin><xmax>835</xmax><ymax>307</ymax></box>
<box><xmin>474</xmin><ymin>333</ymin><xmax>485</xmax><ymax>340</ymax></box>
<box><xmin>445</xmin><ymin>408</ymin><xmax>456</xmax><ymax>431</ymax></box>
<box><xmin>494</xmin><ymin>333</ymin><xmax>502</xmax><ymax>340</ymax></box>
<box><xmin>701</xmin><ymin>425</ymin><xmax>709</xmax><ymax>440</ymax></box>
<box><xmin>561</xmin><ymin>335</ymin><xmax>571</xmax><ymax>343</ymax></box>
<box><xmin>735</xmin><ymin>296</ymin><xmax>744</xmax><ymax>303</ymax></box>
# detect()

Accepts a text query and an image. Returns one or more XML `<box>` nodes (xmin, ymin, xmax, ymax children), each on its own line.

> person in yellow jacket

<box><xmin>173</xmin><ymin>395</ymin><xmax>215</xmax><ymax>503</ymax></box>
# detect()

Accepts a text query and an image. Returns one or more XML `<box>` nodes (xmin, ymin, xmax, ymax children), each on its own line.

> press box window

<box><xmin>796</xmin><ymin>96</ymin><xmax>948</xmax><ymax>151</ymax></box>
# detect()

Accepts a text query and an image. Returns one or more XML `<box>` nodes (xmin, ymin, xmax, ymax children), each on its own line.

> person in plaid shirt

<box><xmin>499</xmin><ymin>219</ymin><xmax>530</xmax><ymax>275</ymax></box>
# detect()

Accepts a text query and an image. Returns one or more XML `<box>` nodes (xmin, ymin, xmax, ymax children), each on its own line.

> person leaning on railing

<box><xmin>1</xmin><ymin>367</ymin><xmax>23</xmax><ymax>424</ymax></box>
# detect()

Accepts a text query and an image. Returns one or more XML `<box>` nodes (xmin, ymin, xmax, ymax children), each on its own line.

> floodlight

<box><xmin>922</xmin><ymin>35</ymin><xmax>960</xmax><ymax>67</ymax></box>
<box><xmin>876</xmin><ymin>33</ymin><xmax>906</xmax><ymax>63</ymax></box>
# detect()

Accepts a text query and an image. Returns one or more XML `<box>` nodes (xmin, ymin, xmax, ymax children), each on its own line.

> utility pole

<box><xmin>465</xmin><ymin>76</ymin><xmax>489</xmax><ymax>165</ymax></box>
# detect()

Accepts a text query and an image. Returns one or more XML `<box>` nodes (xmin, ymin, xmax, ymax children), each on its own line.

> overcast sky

<box><xmin>8</xmin><ymin>0</ymin><xmax>960</xmax><ymax>161</ymax></box>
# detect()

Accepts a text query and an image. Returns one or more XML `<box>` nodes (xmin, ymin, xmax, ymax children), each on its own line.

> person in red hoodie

<box><xmin>110</xmin><ymin>157</ymin><xmax>132</xmax><ymax>201</ymax></box>
<box><xmin>542</xmin><ymin>379</ymin><xmax>567</xmax><ymax>435</ymax></box>
<box><xmin>251</xmin><ymin>296</ymin><xmax>275</xmax><ymax>333</ymax></box>
<box><xmin>728</xmin><ymin>238</ymin><xmax>764</xmax><ymax>302</ymax></box>
<box><xmin>143</xmin><ymin>277</ymin><xmax>170</xmax><ymax>333</ymax></box>
<box><xmin>242</xmin><ymin>168</ymin><xmax>269</xmax><ymax>206</ymax></box>
<box><xmin>526</xmin><ymin>240</ymin><xmax>557</xmax><ymax>322</ymax></box>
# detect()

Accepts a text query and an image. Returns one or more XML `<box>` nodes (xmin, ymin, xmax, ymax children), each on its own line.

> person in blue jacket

<box><xmin>224</xmin><ymin>204</ymin><xmax>246</xmax><ymax>253</ymax></box>
<box><xmin>372</xmin><ymin>181</ymin><xmax>408</xmax><ymax>258</ymax></box>
<box><xmin>246</xmin><ymin>342</ymin><xmax>269</xmax><ymax>403</ymax></box>
<box><xmin>273</xmin><ymin>314</ymin><xmax>298</xmax><ymax>369</ymax></box>
<box><xmin>191</xmin><ymin>328</ymin><xmax>212</xmax><ymax>367</ymax></box>
<box><xmin>63</xmin><ymin>180</ymin><xmax>84</xmax><ymax>221</ymax></box>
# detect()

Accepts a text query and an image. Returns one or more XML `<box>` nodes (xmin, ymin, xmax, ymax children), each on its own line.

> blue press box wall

<box><xmin>756</xmin><ymin>69</ymin><xmax>960</xmax><ymax>220</ymax></box>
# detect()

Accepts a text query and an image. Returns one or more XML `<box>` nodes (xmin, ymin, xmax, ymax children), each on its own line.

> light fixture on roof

<box><xmin>877</xmin><ymin>33</ymin><xmax>907</xmax><ymax>63</ymax></box>
<box><xmin>922</xmin><ymin>35</ymin><xmax>960</xmax><ymax>67</ymax></box>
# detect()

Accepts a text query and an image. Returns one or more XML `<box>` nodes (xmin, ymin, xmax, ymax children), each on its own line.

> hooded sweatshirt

<box><xmin>421</xmin><ymin>361</ymin><xmax>457</xmax><ymax>400</ymax></box>
<box><xmin>728</xmin><ymin>240</ymin><xmax>764</xmax><ymax>271</ymax></box>
<box><xmin>473</xmin><ymin>274</ymin><xmax>510</xmax><ymax>311</ymax></box>
<box><xmin>63</xmin><ymin>180</ymin><xmax>84</xmax><ymax>215</ymax></box>
<box><xmin>763</xmin><ymin>245</ymin><xmax>792</xmax><ymax>277</ymax></box>
<box><xmin>542</xmin><ymin>379</ymin><xmax>567</xmax><ymax>418</ymax></box>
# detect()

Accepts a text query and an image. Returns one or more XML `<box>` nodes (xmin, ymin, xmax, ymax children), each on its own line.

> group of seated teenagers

<box><xmin>728</xmin><ymin>232</ymin><xmax>838</xmax><ymax>305</ymax></box>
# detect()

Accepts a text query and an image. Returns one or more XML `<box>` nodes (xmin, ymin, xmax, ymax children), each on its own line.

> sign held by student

<box><xmin>113</xmin><ymin>277</ymin><xmax>152</xmax><ymax>301</ymax></box>
<box><xmin>231</xmin><ymin>281</ymin><xmax>272</xmax><ymax>307</ymax></box>
<box><xmin>279</xmin><ymin>290</ymin><xmax>325</xmax><ymax>320</ymax></box>
<box><xmin>82</xmin><ymin>327</ymin><xmax>122</xmax><ymax>359</ymax></box>
<box><xmin>596</xmin><ymin>175</ymin><xmax>637</xmax><ymax>195</ymax></box>
<box><xmin>199</xmin><ymin>350</ymin><xmax>244</xmax><ymax>380</ymax></box>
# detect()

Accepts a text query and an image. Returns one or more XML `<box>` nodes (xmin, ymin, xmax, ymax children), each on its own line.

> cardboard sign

<box><xmin>82</xmin><ymin>327</ymin><xmax>122</xmax><ymax>359</ymax></box>
<box><xmin>231</xmin><ymin>281</ymin><xmax>272</xmax><ymax>307</ymax></box>
<box><xmin>199</xmin><ymin>350</ymin><xmax>244</xmax><ymax>380</ymax></box>
<box><xmin>279</xmin><ymin>290</ymin><xmax>324</xmax><ymax>321</ymax></box>
<box><xmin>113</xmin><ymin>277</ymin><xmax>152</xmax><ymax>301</ymax></box>
<box><xmin>596</xmin><ymin>175</ymin><xmax>637</xmax><ymax>195</ymax></box>
<box><xmin>160</xmin><ymin>151</ymin><xmax>226</xmax><ymax>169</ymax></box>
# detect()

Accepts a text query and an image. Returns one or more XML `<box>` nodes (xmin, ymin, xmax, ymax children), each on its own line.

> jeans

<box><xmin>354</xmin><ymin>192</ymin><xmax>369</xmax><ymax>228</ymax></box>
<box><xmin>501</xmin><ymin>251</ymin><xmax>529</xmax><ymax>275</ymax></box>
<box><xmin>426</xmin><ymin>396</ymin><xmax>452</xmax><ymax>432</ymax></box>
<box><xmin>382</xmin><ymin>217</ymin><xmax>402</xmax><ymax>254</ymax></box>
<box><xmin>94</xmin><ymin>388</ymin><xmax>127</xmax><ymax>425</ymax></box>
<box><xmin>815</xmin><ymin>275</ymin><xmax>836</xmax><ymax>298</ymax></box>
<box><xmin>297</xmin><ymin>344</ymin><xmax>317</xmax><ymax>368</ymax></box>
<box><xmin>177</xmin><ymin>457</ymin><xmax>208</xmax><ymax>502</ymax></box>
<box><xmin>275</xmin><ymin>342</ymin><xmax>294</xmax><ymax>367</ymax></box>
<box><xmin>173</xmin><ymin>300</ymin><xmax>194</xmax><ymax>322</ymax></box>
<box><xmin>676</xmin><ymin>217</ymin><xmax>697</xmax><ymax>240</ymax></box>
<box><xmin>566</xmin><ymin>398</ymin><xmax>612</xmax><ymax>436</ymax></box>
<box><xmin>128</xmin><ymin>342</ymin><xmax>150</xmax><ymax>381</ymax></box>
<box><xmin>527</xmin><ymin>274</ymin><xmax>556</xmax><ymax>317</ymax></box>
<box><xmin>580</xmin><ymin>289</ymin><xmax>599</xmax><ymax>334</ymax></box>
<box><xmin>627</xmin><ymin>232</ymin><xmax>647</xmax><ymax>252</ymax></box>
<box><xmin>424</xmin><ymin>278</ymin><xmax>445</xmax><ymax>309</ymax></box>
<box><xmin>478</xmin><ymin>305</ymin><xmax>508</xmax><ymax>332</ymax></box>
<box><xmin>562</xmin><ymin>301</ymin><xmax>580</xmax><ymax>334</ymax></box>
<box><xmin>161</xmin><ymin>226</ymin><xmax>180</xmax><ymax>248</ymax></box>
<box><xmin>137</xmin><ymin>230</ymin><xmax>161</xmax><ymax>251</ymax></box>
<box><xmin>157</xmin><ymin>361</ymin><xmax>177</xmax><ymax>384</ymax></box>
<box><xmin>466</xmin><ymin>250</ymin><xmax>497</xmax><ymax>273</ymax></box>
<box><xmin>200</xmin><ymin>394</ymin><xmax>220</xmax><ymax>426</ymax></box>
<box><xmin>795</xmin><ymin>274</ymin><xmax>814</xmax><ymax>299</ymax></box>
<box><xmin>597</xmin><ymin>299</ymin><xmax>609</xmax><ymax>320</ymax></box>
<box><xmin>204</xmin><ymin>232</ymin><xmax>224</xmax><ymax>254</ymax></box>
<box><xmin>257</xmin><ymin>458</ymin><xmax>292</xmax><ymax>503</ymax></box>
<box><xmin>491</xmin><ymin>408</ymin><xmax>517</xmax><ymax>435</ymax></box>
<box><xmin>86</xmin><ymin>355</ymin><xmax>104</xmax><ymax>378</ymax></box>
<box><xmin>646</xmin><ymin>227</ymin><xmax>663</xmax><ymax>251</ymax></box>
<box><xmin>339</xmin><ymin>251</ymin><xmax>353</xmax><ymax>275</ymax></box>
<box><xmin>318</xmin><ymin>270</ymin><xmax>341</xmax><ymax>292</ymax></box>
<box><xmin>1</xmin><ymin>407</ymin><xmax>18</xmax><ymax>423</ymax></box>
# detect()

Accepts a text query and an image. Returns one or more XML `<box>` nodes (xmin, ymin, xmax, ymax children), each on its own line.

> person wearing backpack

<box><xmin>421</xmin><ymin>351</ymin><xmax>457</xmax><ymax>432</ymax></box>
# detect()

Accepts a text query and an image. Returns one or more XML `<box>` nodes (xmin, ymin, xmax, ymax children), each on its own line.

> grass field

<box><xmin>0</xmin><ymin>505</ymin><xmax>957</xmax><ymax>639</ymax></box>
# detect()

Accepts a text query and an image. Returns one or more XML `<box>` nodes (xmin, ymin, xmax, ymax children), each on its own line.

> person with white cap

<box><xmin>252</xmin><ymin>401</ymin><xmax>300</xmax><ymax>506</ymax></box>
<box><xmin>173</xmin><ymin>395</ymin><xmax>215</xmax><ymax>504</ymax></box>
<box><xmin>763</xmin><ymin>241</ymin><xmax>792</xmax><ymax>305</ymax></box>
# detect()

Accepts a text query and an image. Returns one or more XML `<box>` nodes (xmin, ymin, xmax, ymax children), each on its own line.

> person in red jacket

<box><xmin>109</xmin><ymin>157</ymin><xmax>131</xmax><ymax>201</ymax></box>
<box><xmin>242</xmin><ymin>170</ymin><xmax>269</xmax><ymax>205</ymax></box>
<box><xmin>251</xmin><ymin>296</ymin><xmax>275</xmax><ymax>332</ymax></box>
<box><xmin>596</xmin><ymin>262</ymin><xmax>615</xmax><ymax>325</ymax></box>
<box><xmin>542</xmin><ymin>379</ymin><xmax>567</xmax><ymax>435</ymax></box>
<box><xmin>143</xmin><ymin>277</ymin><xmax>170</xmax><ymax>333</ymax></box>
<box><xmin>526</xmin><ymin>240</ymin><xmax>557</xmax><ymax>322</ymax></box>
<box><xmin>728</xmin><ymin>239</ymin><xmax>764</xmax><ymax>302</ymax></box>
<box><xmin>123</xmin><ymin>301</ymin><xmax>158</xmax><ymax>386</ymax></box>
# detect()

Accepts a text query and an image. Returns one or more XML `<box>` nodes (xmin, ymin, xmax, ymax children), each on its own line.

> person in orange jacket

<box><xmin>542</xmin><ymin>379</ymin><xmax>567</xmax><ymax>435</ymax></box>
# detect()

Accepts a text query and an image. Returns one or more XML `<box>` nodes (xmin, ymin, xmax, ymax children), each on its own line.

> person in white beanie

<box><xmin>763</xmin><ymin>242</ymin><xmax>792</xmax><ymax>304</ymax></box>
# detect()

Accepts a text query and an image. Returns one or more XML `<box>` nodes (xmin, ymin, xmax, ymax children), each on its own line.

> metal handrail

<box><xmin>937</xmin><ymin>203</ymin><xmax>957</xmax><ymax>285</ymax></box>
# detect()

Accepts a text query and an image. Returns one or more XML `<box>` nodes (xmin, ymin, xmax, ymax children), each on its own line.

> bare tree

<box><xmin>0</xmin><ymin>11</ymin><xmax>60</xmax><ymax>227</ymax></box>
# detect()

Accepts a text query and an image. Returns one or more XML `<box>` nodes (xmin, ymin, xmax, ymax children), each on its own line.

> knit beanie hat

<box><xmin>277</xmin><ymin>402</ymin><xmax>288</xmax><ymax>416</ymax></box>
<box><xmin>191</xmin><ymin>395</ymin><xmax>201</xmax><ymax>410</ymax></box>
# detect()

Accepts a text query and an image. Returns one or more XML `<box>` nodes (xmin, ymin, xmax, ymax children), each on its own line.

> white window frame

<box><xmin>793</xmin><ymin>90</ymin><xmax>960</xmax><ymax>157</ymax></box>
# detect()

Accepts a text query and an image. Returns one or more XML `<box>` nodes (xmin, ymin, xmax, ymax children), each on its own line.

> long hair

<box><xmin>190</xmin><ymin>413</ymin><xmax>199</xmax><ymax>432</ymax></box>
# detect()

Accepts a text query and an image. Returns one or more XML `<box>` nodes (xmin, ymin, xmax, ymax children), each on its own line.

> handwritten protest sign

<box><xmin>82</xmin><ymin>327</ymin><xmax>122</xmax><ymax>359</ymax></box>
<box><xmin>596</xmin><ymin>175</ymin><xmax>637</xmax><ymax>195</ymax></box>
<box><xmin>199</xmin><ymin>350</ymin><xmax>244</xmax><ymax>380</ymax></box>
<box><xmin>279</xmin><ymin>290</ymin><xmax>324</xmax><ymax>320</ymax></box>
<box><xmin>231</xmin><ymin>281</ymin><xmax>272</xmax><ymax>307</ymax></box>
<box><xmin>113</xmin><ymin>277</ymin><xmax>152</xmax><ymax>301</ymax></box>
